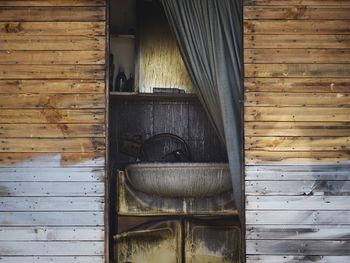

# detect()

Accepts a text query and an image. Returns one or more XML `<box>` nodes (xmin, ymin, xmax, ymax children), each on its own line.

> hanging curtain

<box><xmin>160</xmin><ymin>0</ymin><xmax>243</xmax><ymax>217</ymax></box>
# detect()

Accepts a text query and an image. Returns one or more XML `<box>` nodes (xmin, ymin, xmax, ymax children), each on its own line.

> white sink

<box><xmin>125</xmin><ymin>163</ymin><xmax>232</xmax><ymax>198</ymax></box>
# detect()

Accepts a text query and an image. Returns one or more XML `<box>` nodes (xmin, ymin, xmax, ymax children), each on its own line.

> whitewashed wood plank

<box><xmin>0</xmin><ymin>182</ymin><xmax>104</xmax><ymax>196</ymax></box>
<box><xmin>0</xmin><ymin>212</ymin><xmax>104</xmax><ymax>226</ymax></box>
<box><xmin>246</xmin><ymin>240</ymin><xmax>350</xmax><ymax>255</ymax></box>
<box><xmin>0</xmin><ymin>197</ymin><xmax>104</xmax><ymax>211</ymax></box>
<box><xmin>246</xmin><ymin>256</ymin><xmax>350</xmax><ymax>263</ymax></box>
<box><xmin>245</xmin><ymin>164</ymin><xmax>350</xmax><ymax>181</ymax></box>
<box><xmin>247</xmin><ymin>196</ymin><xmax>350</xmax><ymax>210</ymax></box>
<box><xmin>0</xmin><ymin>257</ymin><xmax>104</xmax><ymax>263</ymax></box>
<box><xmin>246</xmin><ymin>225</ymin><xmax>350</xmax><ymax>240</ymax></box>
<box><xmin>246</xmin><ymin>181</ymin><xmax>350</xmax><ymax>196</ymax></box>
<box><xmin>0</xmin><ymin>227</ymin><xmax>104</xmax><ymax>241</ymax></box>
<box><xmin>0</xmin><ymin>241</ymin><xmax>104</xmax><ymax>256</ymax></box>
<box><xmin>0</xmin><ymin>168</ymin><xmax>104</xmax><ymax>182</ymax></box>
<box><xmin>246</xmin><ymin>210</ymin><xmax>350</xmax><ymax>224</ymax></box>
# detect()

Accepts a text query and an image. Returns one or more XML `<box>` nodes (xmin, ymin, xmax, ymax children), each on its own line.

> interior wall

<box><xmin>244</xmin><ymin>0</ymin><xmax>350</xmax><ymax>262</ymax></box>
<box><xmin>0</xmin><ymin>1</ymin><xmax>106</xmax><ymax>262</ymax></box>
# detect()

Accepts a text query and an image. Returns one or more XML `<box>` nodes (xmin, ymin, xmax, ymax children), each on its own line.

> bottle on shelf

<box><xmin>115</xmin><ymin>66</ymin><xmax>127</xmax><ymax>92</ymax></box>
<box><xmin>126</xmin><ymin>73</ymin><xmax>134</xmax><ymax>92</ymax></box>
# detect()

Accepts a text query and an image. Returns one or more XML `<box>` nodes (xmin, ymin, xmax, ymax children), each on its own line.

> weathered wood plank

<box><xmin>0</xmin><ymin>167</ymin><xmax>104</xmax><ymax>181</ymax></box>
<box><xmin>246</xmin><ymin>181</ymin><xmax>350</xmax><ymax>196</ymax></box>
<box><xmin>0</xmin><ymin>22</ymin><xmax>104</xmax><ymax>36</ymax></box>
<box><xmin>0</xmin><ymin>109</ymin><xmax>104</xmax><ymax>123</ymax></box>
<box><xmin>0</xmin><ymin>138</ymin><xmax>105</xmax><ymax>152</ymax></box>
<box><xmin>0</xmin><ymin>0</ymin><xmax>105</xmax><ymax>6</ymax></box>
<box><xmin>0</xmin><ymin>182</ymin><xmax>104</xmax><ymax>196</ymax></box>
<box><xmin>244</xmin><ymin>7</ymin><xmax>350</xmax><ymax>20</ymax></box>
<box><xmin>245</xmin><ymin>49</ymin><xmax>350</xmax><ymax>63</ymax></box>
<box><xmin>0</xmin><ymin>94</ymin><xmax>105</xmax><ymax>109</ymax></box>
<box><xmin>0</xmin><ymin>227</ymin><xmax>104</xmax><ymax>240</ymax></box>
<box><xmin>0</xmin><ymin>36</ymin><xmax>105</xmax><ymax>51</ymax></box>
<box><xmin>246</xmin><ymin>210</ymin><xmax>350</xmax><ymax>224</ymax></box>
<box><xmin>0</xmin><ymin>65</ymin><xmax>104</xmax><ymax>79</ymax></box>
<box><xmin>245</xmin><ymin>107</ymin><xmax>350</xmax><ymax>122</ymax></box>
<box><xmin>244</xmin><ymin>35</ymin><xmax>350</xmax><ymax>49</ymax></box>
<box><xmin>245</xmin><ymin>92</ymin><xmax>350</xmax><ymax>107</ymax></box>
<box><xmin>245</xmin><ymin>164</ymin><xmax>350</xmax><ymax>180</ymax></box>
<box><xmin>247</xmin><ymin>196</ymin><xmax>350</xmax><ymax>210</ymax></box>
<box><xmin>245</xmin><ymin>64</ymin><xmax>350</xmax><ymax>78</ymax></box>
<box><xmin>0</xmin><ymin>153</ymin><xmax>105</xmax><ymax>167</ymax></box>
<box><xmin>0</xmin><ymin>197</ymin><xmax>104</xmax><ymax>211</ymax></box>
<box><xmin>245</xmin><ymin>136</ymin><xmax>350</xmax><ymax>151</ymax></box>
<box><xmin>245</xmin><ymin>122</ymin><xmax>350</xmax><ymax>137</ymax></box>
<box><xmin>0</xmin><ymin>124</ymin><xmax>105</xmax><ymax>138</ymax></box>
<box><xmin>246</xmin><ymin>256</ymin><xmax>350</xmax><ymax>263</ymax></box>
<box><xmin>244</xmin><ymin>0</ymin><xmax>350</xmax><ymax>5</ymax></box>
<box><xmin>0</xmin><ymin>241</ymin><xmax>104</xmax><ymax>255</ymax></box>
<box><xmin>0</xmin><ymin>212</ymin><xmax>104</xmax><ymax>226</ymax></box>
<box><xmin>244</xmin><ymin>20</ymin><xmax>350</xmax><ymax>34</ymax></box>
<box><xmin>246</xmin><ymin>225</ymin><xmax>350</xmax><ymax>240</ymax></box>
<box><xmin>0</xmin><ymin>7</ymin><xmax>105</xmax><ymax>22</ymax></box>
<box><xmin>246</xmin><ymin>151</ymin><xmax>350</xmax><ymax>164</ymax></box>
<box><xmin>246</xmin><ymin>240</ymin><xmax>350</xmax><ymax>255</ymax></box>
<box><xmin>0</xmin><ymin>80</ymin><xmax>105</xmax><ymax>94</ymax></box>
<box><xmin>0</xmin><ymin>256</ymin><xmax>104</xmax><ymax>263</ymax></box>
<box><xmin>0</xmin><ymin>51</ymin><xmax>104</xmax><ymax>64</ymax></box>
<box><xmin>245</xmin><ymin>78</ymin><xmax>350</xmax><ymax>93</ymax></box>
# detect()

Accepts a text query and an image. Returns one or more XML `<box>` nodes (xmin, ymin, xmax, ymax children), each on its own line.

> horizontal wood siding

<box><xmin>0</xmin><ymin>1</ymin><xmax>106</xmax><ymax>262</ymax></box>
<box><xmin>244</xmin><ymin>0</ymin><xmax>350</xmax><ymax>262</ymax></box>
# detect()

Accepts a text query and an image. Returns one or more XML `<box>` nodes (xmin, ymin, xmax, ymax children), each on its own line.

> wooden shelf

<box><xmin>110</xmin><ymin>92</ymin><xmax>198</xmax><ymax>100</ymax></box>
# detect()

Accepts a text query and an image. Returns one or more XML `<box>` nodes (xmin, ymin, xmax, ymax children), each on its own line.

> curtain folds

<box><xmin>160</xmin><ymin>0</ymin><xmax>243</xmax><ymax>217</ymax></box>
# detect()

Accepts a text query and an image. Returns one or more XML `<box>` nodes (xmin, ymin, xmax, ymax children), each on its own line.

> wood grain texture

<box><xmin>0</xmin><ymin>257</ymin><xmax>104</xmax><ymax>263</ymax></box>
<box><xmin>244</xmin><ymin>0</ymin><xmax>350</xmax><ymax>5</ymax></box>
<box><xmin>244</xmin><ymin>35</ymin><xmax>350</xmax><ymax>49</ymax></box>
<box><xmin>0</xmin><ymin>36</ymin><xmax>105</xmax><ymax>51</ymax></box>
<box><xmin>0</xmin><ymin>0</ymin><xmax>105</xmax><ymax>6</ymax></box>
<box><xmin>246</xmin><ymin>256</ymin><xmax>350</xmax><ymax>263</ymax></box>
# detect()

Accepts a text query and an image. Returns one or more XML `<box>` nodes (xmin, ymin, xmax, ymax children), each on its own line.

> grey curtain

<box><xmin>160</xmin><ymin>0</ymin><xmax>243</xmax><ymax>217</ymax></box>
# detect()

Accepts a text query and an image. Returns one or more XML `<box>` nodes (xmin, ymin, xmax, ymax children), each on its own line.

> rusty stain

<box><xmin>5</xmin><ymin>22</ymin><xmax>23</xmax><ymax>33</ymax></box>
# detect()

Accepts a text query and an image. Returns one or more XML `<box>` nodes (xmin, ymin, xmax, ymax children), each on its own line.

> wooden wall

<box><xmin>0</xmin><ymin>1</ymin><xmax>107</xmax><ymax>262</ymax></box>
<box><xmin>244</xmin><ymin>0</ymin><xmax>350</xmax><ymax>262</ymax></box>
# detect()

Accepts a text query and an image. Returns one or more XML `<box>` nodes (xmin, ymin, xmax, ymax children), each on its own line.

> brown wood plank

<box><xmin>0</xmin><ymin>80</ymin><xmax>105</xmax><ymax>94</ymax></box>
<box><xmin>0</xmin><ymin>152</ymin><xmax>104</xmax><ymax>167</ymax></box>
<box><xmin>246</xmin><ymin>181</ymin><xmax>350</xmax><ymax>196</ymax></box>
<box><xmin>0</xmin><ymin>109</ymin><xmax>104</xmax><ymax>124</ymax></box>
<box><xmin>0</xmin><ymin>138</ymin><xmax>105</xmax><ymax>152</ymax></box>
<box><xmin>245</xmin><ymin>136</ymin><xmax>350</xmax><ymax>151</ymax></box>
<box><xmin>244</xmin><ymin>0</ymin><xmax>350</xmax><ymax>5</ymax></box>
<box><xmin>0</xmin><ymin>35</ymin><xmax>105</xmax><ymax>51</ymax></box>
<box><xmin>245</xmin><ymin>122</ymin><xmax>350</xmax><ymax>137</ymax></box>
<box><xmin>244</xmin><ymin>6</ymin><xmax>350</xmax><ymax>20</ymax></box>
<box><xmin>245</xmin><ymin>49</ymin><xmax>350</xmax><ymax>63</ymax></box>
<box><xmin>245</xmin><ymin>78</ymin><xmax>350</xmax><ymax>93</ymax></box>
<box><xmin>244</xmin><ymin>35</ymin><xmax>350</xmax><ymax>49</ymax></box>
<box><xmin>0</xmin><ymin>124</ymin><xmax>105</xmax><ymax>138</ymax></box>
<box><xmin>0</xmin><ymin>51</ymin><xmax>104</xmax><ymax>64</ymax></box>
<box><xmin>245</xmin><ymin>64</ymin><xmax>350</xmax><ymax>78</ymax></box>
<box><xmin>244</xmin><ymin>20</ymin><xmax>350</xmax><ymax>34</ymax></box>
<box><xmin>245</xmin><ymin>151</ymin><xmax>350</xmax><ymax>164</ymax></box>
<box><xmin>245</xmin><ymin>92</ymin><xmax>350</xmax><ymax>107</ymax></box>
<box><xmin>0</xmin><ymin>94</ymin><xmax>105</xmax><ymax>109</ymax></box>
<box><xmin>0</xmin><ymin>22</ymin><xmax>105</xmax><ymax>36</ymax></box>
<box><xmin>0</xmin><ymin>0</ymin><xmax>105</xmax><ymax>6</ymax></box>
<box><xmin>246</xmin><ymin>240</ymin><xmax>350</xmax><ymax>255</ymax></box>
<box><xmin>0</xmin><ymin>65</ymin><xmax>104</xmax><ymax>79</ymax></box>
<box><xmin>246</xmin><ymin>225</ymin><xmax>350</xmax><ymax>240</ymax></box>
<box><xmin>0</xmin><ymin>7</ymin><xmax>105</xmax><ymax>21</ymax></box>
<box><xmin>245</xmin><ymin>107</ymin><xmax>350</xmax><ymax>122</ymax></box>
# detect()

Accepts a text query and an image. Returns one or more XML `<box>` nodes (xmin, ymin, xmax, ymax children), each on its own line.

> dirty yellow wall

<box><xmin>244</xmin><ymin>0</ymin><xmax>350</xmax><ymax>262</ymax></box>
<box><xmin>0</xmin><ymin>1</ymin><xmax>107</xmax><ymax>262</ymax></box>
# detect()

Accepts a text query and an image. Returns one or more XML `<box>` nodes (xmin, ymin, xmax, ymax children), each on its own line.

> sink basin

<box><xmin>125</xmin><ymin>163</ymin><xmax>232</xmax><ymax>198</ymax></box>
